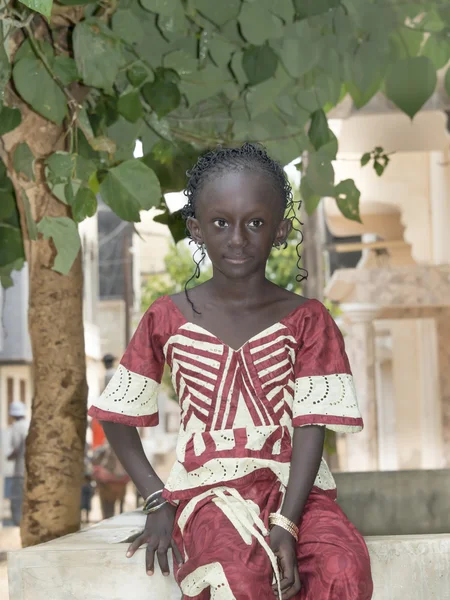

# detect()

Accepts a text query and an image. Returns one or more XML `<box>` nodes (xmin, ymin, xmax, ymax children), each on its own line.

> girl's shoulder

<box><xmin>141</xmin><ymin>294</ymin><xmax>188</xmax><ymax>335</ymax></box>
<box><xmin>281</xmin><ymin>297</ymin><xmax>336</xmax><ymax>340</ymax></box>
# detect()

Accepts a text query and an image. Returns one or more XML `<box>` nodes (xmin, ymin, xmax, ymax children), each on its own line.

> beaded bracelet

<box><xmin>268</xmin><ymin>513</ymin><xmax>299</xmax><ymax>541</ymax></box>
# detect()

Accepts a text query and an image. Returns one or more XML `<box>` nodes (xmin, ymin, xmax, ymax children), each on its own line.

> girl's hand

<box><xmin>126</xmin><ymin>503</ymin><xmax>184</xmax><ymax>577</ymax></box>
<box><xmin>269</xmin><ymin>526</ymin><xmax>301</xmax><ymax>599</ymax></box>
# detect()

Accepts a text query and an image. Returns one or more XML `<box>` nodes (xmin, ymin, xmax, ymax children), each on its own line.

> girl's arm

<box><xmin>101</xmin><ymin>421</ymin><xmax>163</xmax><ymax>498</ymax></box>
<box><xmin>270</xmin><ymin>425</ymin><xmax>325</xmax><ymax>599</ymax></box>
<box><xmin>280</xmin><ymin>425</ymin><xmax>325</xmax><ymax>523</ymax></box>
<box><xmin>100</xmin><ymin>421</ymin><xmax>183</xmax><ymax>576</ymax></box>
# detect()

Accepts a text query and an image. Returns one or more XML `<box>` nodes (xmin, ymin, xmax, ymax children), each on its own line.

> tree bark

<box><xmin>1</xmin><ymin>98</ymin><xmax>88</xmax><ymax>546</ymax></box>
<box><xmin>301</xmin><ymin>202</ymin><xmax>325</xmax><ymax>302</ymax></box>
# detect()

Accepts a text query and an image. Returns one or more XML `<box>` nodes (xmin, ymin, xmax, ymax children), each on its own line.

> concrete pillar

<box><xmin>429</xmin><ymin>150</ymin><xmax>450</xmax><ymax>265</ymax></box>
<box><xmin>373</xmin><ymin>322</ymin><xmax>398</xmax><ymax>471</ymax></box>
<box><xmin>374</xmin><ymin>318</ymin><xmax>443</xmax><ymax>471</ymax></box>
<box><xmin>340</xmin><ymin>304</ymin><xmax>379</xmax><ymax>471</ymax></box>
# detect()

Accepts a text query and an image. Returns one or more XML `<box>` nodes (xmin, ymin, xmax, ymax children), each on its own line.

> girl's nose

<box><xmin>228</xmin><ymin>225</ymin><xmax>248</xmax><ymax>248</ymax></box>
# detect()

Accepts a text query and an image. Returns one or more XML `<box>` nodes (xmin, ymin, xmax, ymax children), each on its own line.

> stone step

<box><xmin>7</xmin><ymin>511</ymin><xmax>450</xmax><ymax>599</ymax></box>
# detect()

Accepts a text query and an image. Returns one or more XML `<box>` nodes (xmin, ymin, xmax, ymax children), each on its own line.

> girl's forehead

<box><xmin>196</xmin><ymin>170</ymin><xmax>283</xmax><ymax>213</ymax></box>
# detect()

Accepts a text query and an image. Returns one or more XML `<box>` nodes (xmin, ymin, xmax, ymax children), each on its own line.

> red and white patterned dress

<box><xmin>89</xmin><ymin>295</ymin><xmax>373</xmax><ymax>599</ymax></box>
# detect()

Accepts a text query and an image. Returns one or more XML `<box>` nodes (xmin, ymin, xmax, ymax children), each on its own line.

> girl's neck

<box><xmin>204</xmin><ymin>271</ymin><xmax>272</xmax><ymax>308</ymax></box>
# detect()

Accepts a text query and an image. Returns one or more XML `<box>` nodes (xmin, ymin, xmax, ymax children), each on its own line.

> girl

<box><xmin>88</xmin><ymin>143</ymin><xmax>373</xmax><ymax>599</ymax></box>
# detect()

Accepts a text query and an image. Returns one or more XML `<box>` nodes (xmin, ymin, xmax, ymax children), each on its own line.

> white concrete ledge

<box><xmin>7</xmin><ymin>511</ymin><xmax>450</xmax><ymax>599</ymax></box>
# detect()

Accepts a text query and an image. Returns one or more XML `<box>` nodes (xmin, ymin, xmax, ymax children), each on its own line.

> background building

<box><xmin>323</xmin><ymin>107</ymin><xmax>450</xmax><ymax>473</ymax></box>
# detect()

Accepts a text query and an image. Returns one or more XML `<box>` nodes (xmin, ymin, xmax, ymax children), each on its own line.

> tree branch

<box><xmin>0</xmin><ymin>10</ymin><xmax>34</xmax><ymax>28</ymax></box>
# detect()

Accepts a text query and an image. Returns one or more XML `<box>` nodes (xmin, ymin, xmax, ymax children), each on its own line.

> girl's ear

<box><xmin>186</xmin><ymin>217</ymin><xmax>203</xmax><ymax>245</ymax></box>
<box><xmin>274</xmin><ymin>218</ymin><xmax>293</xmax><ymax>246</ymax></box>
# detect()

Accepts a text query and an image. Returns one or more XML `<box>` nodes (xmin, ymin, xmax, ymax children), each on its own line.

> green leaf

<box><xmin>73</xmin><ymin>19</ymin><xmax>125</xmax><ymax>92</ymax></box>
<box><xmin>0</xmin><ymin>106</ymin><xmax>22</xmax><ymax>136</ymax></box>
<box><xmin>300</xmin><ymin>176</ymin><xmax>321</xmax><ymax>215</ymax></box>
<box><xmin>0</xmin><ymin>29</ymin><xmax>11</xmax><ymax>97</ymax></box>
<box><xmin>158</xmin><ymin>4</ymin><xmax>188</xmax><ymax>35</ymax></box>
<box><xmin>307</xmin><ymin>153</ymin><xmax>335</xmax><ymax>197</ymax></box>
<box><xmin>58</xmin><ymin>0</ymin><xmax>97</xmax><ymax>4</ymax></box>
<box><xmin>118</xmin><ymin>91</ymin><xmax>143</xmax><ymax>123</ymax></box>
<box><xmin>239</xmin><ymin>3</ymin><xmax>284</xmax><ymax>45</ymax></box>
<box><xmin>142</xmin><ymin>79</ymin><xmax>181</xmax><ymax>117</ymax></box>
<box><xmin>112</xmin><ymin>10</ymin><xmax>145</xmax><ymax>45</ymax></box>
<box><xmin>154</xmin><ymin>208</ymin><xmax>186</xmax><ymax>243</ymax></box>
<box><xmin>14</xmin><ymin>39</ymin><xmax>54</xmax><ymax>64</ymax></box>
<box><xmin>304</xmin><ymin>194</ymin><xmax>321</xmax><ymax>215</ymax></box>
<box><xmin>46</xmin><ymin>151</ymin><xmax>74</xmax><ymax>180</ymax></box>
<box><xmin>0</xmin><ymin>224</ymin><xmax>25</xmax><ymax>268</ymax></box>
<box><xmin>294</xmin><ymin>0</ymin><xmax>339</xmax><ymax>19</ymax></box>
<box><xmin>71</xmin><ymin>186</ymin><xmax>97</xmax><ymax>223</ymax></box>
<box><xmin>141</xmin><ymin>0</ymin><xmax>180</xmax><ymax>16</ymax></box>
<box><xmin>53</xmin><ymin>56</ymin><xmax>79</xmax><ymax>86</ymax></box>
<box><xmin>77</xmin><ymin>107</ymin><xmax>95</xmax><ymax>142</ymax></box>
<box><xmin>127</xmin><ymin>63</ymin><xmax>150</xmax><ymax>87</ymax></box>
<box><xmin>0</xmin><ymin>193</ymin><xmax>16</xmax><ymax>220</ymax></box>
<box><xmin>345</xmin><ymin>41</ymin><xmax>388</xmax><ymax>107</ymax></box>
<box><xmin>100</xmin><ymin>160</ymin><xmax>162</xmax><ymax>221</ymax></box>
<box><xmin>279</xmin><ymin>35</ymin><xmax>320</xmax><ymax>79</ymax></box>
<box><xmin>361</xmin><ymin>152</ymin><xmax>371</xmax><ymax>167</ymax></box>
<box><xmin>245</xmin><ymin>65</ymin><xmax>291</xmax><ymax>118</ymax></box>
<box><xmin>385</xmin><ymin>57</ymin><xmax>437</xmax><ymax>119</ymax></box>
<box><xmin>374</xmin><ymin>160</ymin><xmax>384</xmax><ymax>176</ymax></box>
<box><xmin>17</xmin><ymin>0</ymin><xmax>53</xmax><ymax>20</ymax></box>
<box><xmin>164</xmin><ymin>50</ymin><xmax>198</xmax><ymax>76</ymax></box>
<box><xmin>390</xmin><ymin>29</ymin><xmax>424</xmax><ymax>61</ymax></box>
<box><xmin>242</xmin><ymin>45</ymin><xmax>278</xmax><ymax>86</ymax></box>
<box><xmin>231</xmin><ymin>51</ymin><xmax>248</xmax><ymax>85</ymax></box>
<box><xmin>316</xmin><ymin>131</ymin><xmax>338</xmax><ymax>162</ymax></box>
<box><xmin>45</xmin><ymin>152</ymin><xmax>96</xmax><ymax>205</ymax></box>
<box><xmin>37</xmin><ymin>216</ymin><xmax>81</xmax><ymax>275</ymax></box>
<box><xmin>13</xmin><ymin>57</ymin><xmax>67</xmax><ymax>124</ymax></box>
<box><xmin>270</xmin><ymin>0</ymin><xmax>295</xmax><ymax>23</ymax></box>
<box><xmin>308</xmin><ymin>109</ymin><xmax>330</xmax><ymax>151</ymax></box>
<box><xmin>21</xmin><ymin>190</ymin><xmax>38</xmax><ymax>241</ymax></box>
<box><xmin>421</xmin><ymin>36</ymin><xmax>450</xmax><ymax>71</ymax></box>
<box><xmin>334</xmin><ymin>179</ymin><xmax>361</xmax><ymax>223</ymax></box>
<box><xmin>192</xmin><ymin>0</ymin><xmax>241</xmax><ymax>26</ymax></box>
<box><xmin>13</xmin><ymin>143</ymin><xmax>35</xmax><ymax>180</ymax></box>
<box><xmin>209</xmin><ymin>36</ymin><xmax>235</xmax><ymax>68</ymax></box>
<box><xmin>346</xmin><ymin>77</ymin><xmax>382</xmax><ymax>110</ymax></box>
<box><xmin>445</xmin><ymin>66</ymin><xmax>450</xmax><ymax>98</ymax></box>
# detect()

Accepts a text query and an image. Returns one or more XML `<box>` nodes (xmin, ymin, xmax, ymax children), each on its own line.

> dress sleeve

<box><xmin>88</xmin><ymin>303</ymin><xmax>165</xmax><ymax>427</ymax></box>
<box><xmin>292</xmin><ymin>302</ymin><xmax>363</xmax><ymax>433</ymax></box>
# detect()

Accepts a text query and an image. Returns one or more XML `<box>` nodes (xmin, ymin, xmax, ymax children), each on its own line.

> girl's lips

<box><xmin>224</xmin><ymin>256</ymin><xmax>251</xmax><ymax>264</ymax></box>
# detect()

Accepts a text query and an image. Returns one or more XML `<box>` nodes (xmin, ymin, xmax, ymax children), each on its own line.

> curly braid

<box><xmin>182</xmin><ymin>142</ymin><xmax>293</xmax><ymax>222</ymax></box>
<box><xmin>181</xmin><ymin>142</ymin><xmax>307</xmax><ymax>314</ymax></box>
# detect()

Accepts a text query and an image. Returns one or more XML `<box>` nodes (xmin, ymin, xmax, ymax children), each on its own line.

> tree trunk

<box><xmin>1</xmin><ymin>98</ymin><xmax>88</xmax><ymax>546</ymax></box>
<box><xmin>301</xmin><ymin>202</ymin><xmax>325</xmax><ymax>302</ymax></box>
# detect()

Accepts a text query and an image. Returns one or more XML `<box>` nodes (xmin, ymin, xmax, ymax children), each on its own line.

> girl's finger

<box><xmin>126</xmin><ymin>534</ymin><xmax>146</xmax><ymax>558</ymax></box>
<box><xmin>171</xmin><ymin>539</ymin><xmax>184</xmax><ymax>566</ymax></box>
<box><xmin>146</xmin><ymin>540</ymin><xmax>157</xmax><ymax>575</ymax></box>
<box><xmin>156</xmin><ymin>542</ymin><xmax>171</xmax><ymax>576</ymax></box>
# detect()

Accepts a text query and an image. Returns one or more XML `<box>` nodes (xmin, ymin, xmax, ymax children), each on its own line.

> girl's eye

<box><xmin>213</xmin><ymin>219</ymin><xmax>228</xmax><ymax>228</ymax></box>
<box><xmin>249</xmin><ymin>219</ymin><xmax>263</xmax><ymax>228</ymax></box>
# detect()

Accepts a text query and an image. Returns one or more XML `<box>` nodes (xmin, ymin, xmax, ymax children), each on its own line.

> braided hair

<box><xmin>181</xmin><ymin>142</ymin><xmax>307</xmax><ymax>314</ymax></box>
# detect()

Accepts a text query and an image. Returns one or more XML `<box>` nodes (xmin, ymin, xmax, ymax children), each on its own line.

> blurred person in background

<box><xmin>91</xmin><ymin>440</ymin><xmax>130</xmax><ymax>519</ymax></box>
<box><xmin>6</xmin><ymin>401</ymin><xmax>29</xmax><ymax>526</ymax></box>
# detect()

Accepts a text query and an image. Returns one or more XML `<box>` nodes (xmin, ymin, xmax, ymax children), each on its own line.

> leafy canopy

<box><xmin>1</xmin><ymin>0</ymin><xmax>450</xmax><ymax>285</ymax></box>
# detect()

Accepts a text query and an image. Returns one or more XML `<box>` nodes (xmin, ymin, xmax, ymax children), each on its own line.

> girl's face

<box><xmin>187</xmin><ymin>170</ymin><xmax>292</xmax><ymax>279</ymax></box>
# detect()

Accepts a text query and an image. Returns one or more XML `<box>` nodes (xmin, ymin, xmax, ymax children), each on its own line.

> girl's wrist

<box><xmin>269</xmin><ymin>513</ymin><xmax>299</xmax><ymax>541</ymax></box>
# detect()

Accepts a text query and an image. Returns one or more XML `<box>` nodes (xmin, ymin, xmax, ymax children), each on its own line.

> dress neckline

<box><xmin>164</xmin><ymin>295</ymin><xmax>315</xmax><ymax>353</ymax></box>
